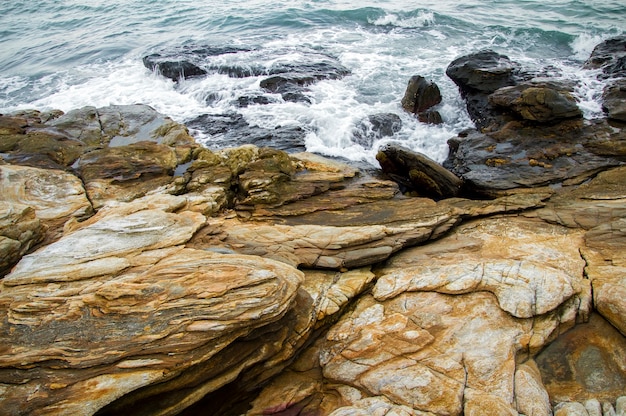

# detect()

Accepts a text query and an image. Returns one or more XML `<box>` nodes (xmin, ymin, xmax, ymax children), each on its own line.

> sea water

<box><xmin>1</xmin><ymin>0</ymin><xmax>624</xmax><ymax>165</ymax></box>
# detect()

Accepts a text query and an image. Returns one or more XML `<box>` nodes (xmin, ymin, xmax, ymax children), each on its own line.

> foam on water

<box><xmin>0</xmin><ymin>0</ymin><xmax>623</xmax><ymax>165</ymax></box>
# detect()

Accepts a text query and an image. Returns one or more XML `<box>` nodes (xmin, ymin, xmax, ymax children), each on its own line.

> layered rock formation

<box><xmin>1</xmin><ymin>38</ymin><xmax>625</xmax><ymax>416</ymax></box>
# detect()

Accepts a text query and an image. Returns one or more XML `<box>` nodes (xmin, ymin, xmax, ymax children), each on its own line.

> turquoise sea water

<box><xmin>1</xmin><ymin>0</ymin><xmax>624</xmax><ymax>163</ymax></box>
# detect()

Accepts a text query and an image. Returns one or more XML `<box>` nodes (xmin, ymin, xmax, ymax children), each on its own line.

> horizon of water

<box><xmin>1</xmin><ymin>0</ymin><xmax>624</xmax><ymax>164</ymax></box>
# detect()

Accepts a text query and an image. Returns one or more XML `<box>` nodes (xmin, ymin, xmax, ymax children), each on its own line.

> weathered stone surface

<box><xmin>583</xmin><ymin>218</ymin><xmax>626</xmax><ymax>336</ymax></box>
<box><xmin>377</xmin><ymin>144</ymin><xmax>463</xmax><ymax>198</ymax></box>
<box><xmin>196</xmin><ymin>192</ymin><xmax>547</xmax><ymax>271</ymax></box>
<box><xmin>2</xmin><ymin>82</ymin><xmax>625</xmax><ymax>416</ymax></box>
<box><xmin>0</xmin><ymin>198</ymin><xmax>304</xmax><ymax>416</ymax></box>
<box><xmin>554</xmin><ymin>402</ymin><xmax>590</xmax><ymax>416</ymax></box>
<box><xmin>45</xmin><ymin>104</ymin><xmax>197</xmax><ymax>150</ymax></box>
<box><xmin>0</xmin><ymin>164</ymin><xmax>92</xmax><ymax>223</ymax></box>
<box><xmin>373</xmin><ymin>216</ymin><xmax>588</xmax><ymax>319</ymax></box>
<box><xmin>444</xmin><ymin>119</ymin><xmax>624</xmax><ymax>195</ymax></box>
<box><xmin>0</xmin><ymin>202</ymin><xmax>45</xmax><ymax>275</ymax></box>
<box><xmin>515</xmin><ymin>360</ymin><xmax>553</xmax><ymax>416</ymax></box>
<box><xmin>536</xmin><ymin>314</ymin><xmax>626</xmax><ymax>406</ymax></box>
<box><xmin>321</xmin><ymin>289</ymin><xmax>580</xmax><ymax>415</ymax></box>
<box><xmin>74</xmin><ymin>141</ymin><xmax>178</xmax><ymax>209</ymax></box>
<box><xmin>489</xmin><ymin>83</ymin><xmax>582</xmax><ymax>123</ymax></box>
<box><xmin>531</xmin><ymin>166</ymin><xmax>626</xmax><ymax>230</ymax></box>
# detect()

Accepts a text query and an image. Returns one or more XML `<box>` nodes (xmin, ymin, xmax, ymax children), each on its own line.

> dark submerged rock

<box><xmin>377</xmin><ymin>144</ymin><xmax>463</xmax><ymax>199</ymax></box>
<box><xmin>142</xmin><ymin>46</ymin><xmax>250</xmax><ymax>81</ymax></box>
<box><xmin>259</xmin><ymin>58</ymin><xmax>350</xmax><ymax>103</ymax></box>
<box><xmin>352</xmin><ymin>113</ymin><xmax>402</xmax><ymax>148</ymax></box>
<box><xmin>143</xmin><ymin>54</ymin><xmax>207</xmax><ymax>82</ymax></box>
<box><xmin>186</xmin><ymin>113</ymin><xmax>307</xmax><ymax>153</ymax></box>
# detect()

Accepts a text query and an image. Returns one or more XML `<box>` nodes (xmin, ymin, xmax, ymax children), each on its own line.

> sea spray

<box><xmin>1</xmin><ymin>0</ymin><xmax>623</xmax><ymax>164</ymax></box>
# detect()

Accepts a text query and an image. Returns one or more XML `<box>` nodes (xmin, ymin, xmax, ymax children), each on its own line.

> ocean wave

<box><xmin>368</xmin><ymin>10</ymin><xmax>436</xmax><ymax>28</ymax></box>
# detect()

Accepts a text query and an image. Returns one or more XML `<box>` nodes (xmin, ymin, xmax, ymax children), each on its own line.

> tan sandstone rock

<box><xmin>582</xmin><ymin>217</ymin><xmax>626</xmax><ymax>336</ymax></box>
<box><xmin>0</xmin><ymin>164</ymin><xmax>92</xmax><ymax>223</ymax></box>
<box><xmin>0</xmin><ymin>199</ymin><xmax>304</xmax><ymax>416</ymax></box>
<box><xmin>320</xmin><ymin>289</ymin><xmax>581</xmax><ymax>415</ymax></box>
<box><xmin>0</xmin><ymin>202</ymin><xmax>46</xmax><ymax>275</ymax></box>
<box><xmin>373</xmin><ymin>216</ymin><xmax>588</xmax><ymax>319</ymax></box>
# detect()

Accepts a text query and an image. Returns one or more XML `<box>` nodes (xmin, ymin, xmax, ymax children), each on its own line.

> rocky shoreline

<box><xmin>1</xmin><ymin>37</ymin><xmax>625</xmax><ymax>416</ymax></box>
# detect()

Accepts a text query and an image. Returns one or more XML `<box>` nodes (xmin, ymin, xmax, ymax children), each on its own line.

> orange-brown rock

<box><xmin>0</xmin><ymin>199</ymin><xmax>304</xmax><ymax>416</ymax></box>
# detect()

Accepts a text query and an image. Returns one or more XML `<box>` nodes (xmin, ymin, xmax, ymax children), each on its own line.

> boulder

<box><xmin>583</xmin><ymin>35</ymin><xmax>626</xmax><ymax>79</ymax></box>
<box><xmin>446</xmin><ymin>50</ymin><xmax>518</xmax><ymax>94</ymax></box>
<box><xmin>376</xmin><ymin>144</ymin><xmax>463</xmax><ymax>199</ymax></box>
<box><xmin>602</xmin><ymin>79</ymin><xmax>626</xmax><ymax>122</ymax></box>
<box><xmin>401</xmin><ymin>75</ymin><xmax>442</xmax><ymax>115</ymax></box>
<box><xmin>489</xmin><ymin>82</ymin><xmax>582</xmax><ymax>123</ymax></box>
<box><xmin>446</xmin><ymin>50</ymin><xmax>520</xmax><ymax>129</ymax></box>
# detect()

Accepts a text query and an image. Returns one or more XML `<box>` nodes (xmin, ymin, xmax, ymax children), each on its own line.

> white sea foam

<box><xmin>369</xmin><ymin>11</ymin><xmax>435</xmax><ymax>28</ymax></box>
<box><xmin>1</xmin><ymin>0</ymin><xmax>621</xmax><ymax>167</ymax></box>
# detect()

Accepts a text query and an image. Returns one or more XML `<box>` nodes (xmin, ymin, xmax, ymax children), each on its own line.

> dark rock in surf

<box><xmin>237</xmin><ymin>95</ymin><xmax>276</xmax><ymax>107</ymax></box>
<box><xmin>400</xmin><ymin>75</ymin><xmax>444</xmax><ymax>125</ymax></box>
<box><xmin>259</xmin><ymin>57</ymin><xmax>350</xmax><ymax>103</ymax></box>
<box><xmin>489</xmin><ymin>82</ymin><xmax>582</xmax><ymax>123</ymax></box>
<box><xmin>418</xmin><ymin>110</ymin><xmax>443</xmax><ymax>125</ymax></box>
<box><xmin>446</xmin><ymin>50</ymin><xmax>520</xmax><ymax>129</ymax></box>
<box><xmin>446</xmin><ymin>50</ymin><xmax>517</xmax><ymax>94</ymax></box>
<box><xmin>352</xmin><ymin>113</ymin><xmax>402</xmax><ymax>148</ymax></box>
<box><xmin>583</xmin><ymin>36</ymin><xmax>626</xmax><ymax>79</ymax></box>
<box><xmin>143</xmin><ymin>46</ymin><xmax>251</xmax><ymax>81</ymax></box>
<box><xmin>143</xmin><ymin>54</ymin><xmax>207</xmax><ymax>82</ymax></box>
<box><xmin>401</xmin><ymin>75</ymin><xmax>442</xmax><ymax>114</ymax></box>
<box><xmin>443</xmin><ymin>119</ymin><xmax>624</xmax><ymax>196</ymax></box>
<box><xmin>377</xmin><ymin>144</ymin><xmax>463</xmax><ymax>199</ymax></box>
<box><xmin>602</xmin><ymin>79</ymin><xmax>626</xmax><ymax>122</ymax></box>
<box><xmin>186</xmin><ymin>113</ymin><xmax>307</xmax><ymax>153</ymax></box>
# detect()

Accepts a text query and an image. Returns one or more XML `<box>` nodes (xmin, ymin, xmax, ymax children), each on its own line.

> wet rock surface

<box><xmin>583</xmin><ymin>35</ymin><xmax>626</xmax><ymax>79</ymax></box>
<box><xmin>376</xmin><ymin>144</ymin><xmax>463</xmax><ymax>199</ymax></box>
<box><xmin>0</xmin><ymin>37</ymin><xmax>625</xmax><ymax>416</ymax></box>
